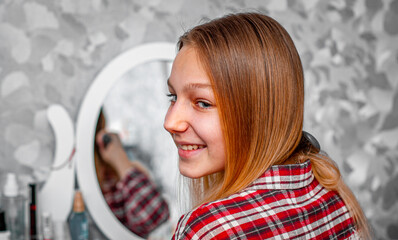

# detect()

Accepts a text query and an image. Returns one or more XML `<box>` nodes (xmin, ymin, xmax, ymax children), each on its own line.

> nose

<box><xmin>164</xmin><ymin>103</ymin><xmax>189</xmax><ymax>134</ymax></box>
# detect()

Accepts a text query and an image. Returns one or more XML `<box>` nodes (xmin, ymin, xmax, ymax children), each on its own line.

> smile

<box><xmin>180</xmin><ymin>144</ymin><xmax>205</xmax><ymax>150</ymax></box>
<box><xmin>177</xmin><ymin>144</ymin><xmax>206</xmax><ymax>159</ymax></box>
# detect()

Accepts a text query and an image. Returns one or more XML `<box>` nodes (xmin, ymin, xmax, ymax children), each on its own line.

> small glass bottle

<box><xmin>0</xmin><ymin>209</ymin><xmax>11</xmax><ymax>240</ymax></box>
<box><xmin>68</xmin><ymin>191</ymin><xmax>89</xmax><ymax>240</ymax></box>
<box><xmin>2</xmin><ymin>173</ymin><xmax>25</xmax><ymax>240</ymax></box>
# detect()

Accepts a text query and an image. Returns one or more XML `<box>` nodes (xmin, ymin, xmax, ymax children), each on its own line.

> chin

<box><xmin>178</xmin><ymin>163</ymin><xmax>204</xmax><ymax>179</ymax></box>
<box><xmin>179</xmin><ymin>165</ymin><xmax>223</xmax><ymax>179</ymax></box>
<box><xmin>179</xmin><ymin>168</ymin><xmax>203</xmax><ymax>179</ymax></box>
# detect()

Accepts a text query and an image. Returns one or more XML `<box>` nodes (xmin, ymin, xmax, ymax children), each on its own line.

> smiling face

<box><xmin>164</xmin><ymin>46</ymin><xmax>226</xmax><ymax>179</ymax></box>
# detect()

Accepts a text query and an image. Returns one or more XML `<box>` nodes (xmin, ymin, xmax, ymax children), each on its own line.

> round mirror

<box><xmin>76</xmin><ymin>42</ymin><xmax>177</xmax><ymax>239</ymax></box>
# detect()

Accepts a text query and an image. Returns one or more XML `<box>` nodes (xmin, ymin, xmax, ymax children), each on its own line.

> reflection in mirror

<box><xmin>94</xmin><ymin>60</ymin><xmax>178</xmax><ymax>239</ymax></box>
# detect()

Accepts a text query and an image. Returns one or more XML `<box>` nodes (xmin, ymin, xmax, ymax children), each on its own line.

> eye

<box><xmin>197</xmin><ymin>100</ymin><xmax>212</xmax><ymax>109</ymax></box>
<box><xmin>166</xmin><ymin>93</ymin><xmax>177</xmax><ymax>102</ymax></box>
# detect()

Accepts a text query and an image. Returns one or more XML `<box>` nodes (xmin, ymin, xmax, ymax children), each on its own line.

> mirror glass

<box><xmin>96</xmin><ymin>60</ymin><xmax>178</xmax><ymax>239</ymax></box>
<box><xmin>75</xmin><ymin>43</ymin><xmax>177</xmax><ymax>240</ymax></box>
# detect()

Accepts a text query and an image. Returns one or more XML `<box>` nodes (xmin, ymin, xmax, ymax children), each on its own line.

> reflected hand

<box><xmin>96</xmin><ymin>129</ymin><xmax>151</xmax><ymax>179</ymax></box>
<box><xmin>96</xmin><ymin>129</ymin><xmax>132</xmax><ymax>179</ymax></box>
<box><xmin>102</xmin><ymin>134</ymin><xmax>112</xmax><ymax>148</ymax></box>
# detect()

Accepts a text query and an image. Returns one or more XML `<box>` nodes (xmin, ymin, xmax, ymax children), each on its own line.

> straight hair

<box><xmin>177</xmin><ymin>12</ymin><xmax>370</xmax><ymax>239</ymax></box>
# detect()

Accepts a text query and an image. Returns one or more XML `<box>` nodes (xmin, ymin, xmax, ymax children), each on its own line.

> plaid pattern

<box><xmin>173</xmin><ymin>160</ymin><xmax>358</xmax><ymax>240</ymax></box>
<box><xmin>102</xmin><ymin>168</ymin><xmax>170</xmax><ymax>238</ymax></box>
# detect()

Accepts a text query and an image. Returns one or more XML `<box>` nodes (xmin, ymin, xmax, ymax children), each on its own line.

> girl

<box><xmin>164</xmin><ymin>12</ymin><xmax>370</xmax><ymax>239</ymax></box>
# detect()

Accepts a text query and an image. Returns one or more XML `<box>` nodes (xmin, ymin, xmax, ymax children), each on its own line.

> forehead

<box><xmin>168</xmin><ymin>46</ymin><xmax>211</xmax><ymax>88</ymax></box>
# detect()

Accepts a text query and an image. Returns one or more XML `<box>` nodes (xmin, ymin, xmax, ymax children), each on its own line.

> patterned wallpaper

<box><xmin>0</xmin><ymin>0</ymin><xmax>397</xmax><ymax>238</ymax></box>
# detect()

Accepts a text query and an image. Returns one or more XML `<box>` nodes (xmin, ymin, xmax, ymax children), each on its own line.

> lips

<box><xmin>180</xmin><ymin>144</ymin><xmax>205</xmax><ymax>150</ymax></box>
<box><xmin>176</xmin><ymin>143</ymin><xmax>206</xmax><ymax>159</ymax></box>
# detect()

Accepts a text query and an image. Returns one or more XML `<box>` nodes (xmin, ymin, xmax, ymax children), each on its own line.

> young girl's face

<box><xmin>164</xmin><ymin>46</ymin><xmax>226</xmax><ymax>179</ymax></box>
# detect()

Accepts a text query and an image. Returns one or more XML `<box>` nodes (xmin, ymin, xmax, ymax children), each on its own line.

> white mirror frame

<box><xmin>76</xmin><ymin>42</ymin><xmax>176</xmax><ymax>239</ymax></box>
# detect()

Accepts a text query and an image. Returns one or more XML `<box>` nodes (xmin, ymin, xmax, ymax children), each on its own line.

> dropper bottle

<box><xmin>68</xmin><ymin>190</ymin><xmax>89</xmax><ymax>240</ymax></box>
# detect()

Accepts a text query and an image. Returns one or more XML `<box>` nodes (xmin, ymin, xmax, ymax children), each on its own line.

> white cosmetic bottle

<box><xmin>2</xmin><ymin>173</ymin><xmax>26</xmax><ymax>240</ymax></box>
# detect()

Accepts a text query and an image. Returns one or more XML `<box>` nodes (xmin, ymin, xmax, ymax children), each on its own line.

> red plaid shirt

<box><xmin>102</xmin><ymin>167</ymin><xmax>170</xmax><ymax>238</ymax></box>
<box><xmin>173</xmin><ymin>160</ymin><xmax>358</xmax><ymax>239</ymax></box>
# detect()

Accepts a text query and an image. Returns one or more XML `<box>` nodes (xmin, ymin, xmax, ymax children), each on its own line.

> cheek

<box><xmin>214</xmin><ymin>121</ymin><xmax>226</xmax><ymax>165</ymax></box>
<box><xmin>194</xmin><ymin>117</ymin><xmax>221</xmax><ymax>140</ymax></box>
<box><xmin>207</xmin><ymin>121</ymin><xmax>226</xmax><ymax>156</ymax></box>
<box><xmin>213</xmin><ymin>117</ymin><xmax>225</xmax><ymax>143</ymax></box>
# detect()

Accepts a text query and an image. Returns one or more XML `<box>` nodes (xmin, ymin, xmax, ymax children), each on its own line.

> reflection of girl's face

<box><xmin>164</xmin><ymin>46</ymin><xmax>226</xmax><ymax>179</ymax></box>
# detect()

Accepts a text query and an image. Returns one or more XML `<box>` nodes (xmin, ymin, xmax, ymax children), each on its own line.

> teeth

<box><xmin>180</xmin><ymin>145</ymin><xmax>204</xmax><ymax>150</ymax></box>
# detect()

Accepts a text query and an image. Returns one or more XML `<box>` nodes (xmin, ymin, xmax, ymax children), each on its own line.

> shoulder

<box><xmin>173</xmin><ymin>179</ymin><xmax>357</xmax><ymax>240</ymax></box>
<box><xmin>173</xmin><ymin>202</ymin><xmax>221</xmax><ymax>239</ymax></box>
<box><xmin>173</xmin><ymin>190</ymin><xmax>260</xmax><ymax>240</ymax></box>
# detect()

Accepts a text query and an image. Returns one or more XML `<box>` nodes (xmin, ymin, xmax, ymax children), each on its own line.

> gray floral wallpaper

<box><xmin>0</xmin><ymin>0</ymin><xmax>397</xmax><ymax>239</ymax></box>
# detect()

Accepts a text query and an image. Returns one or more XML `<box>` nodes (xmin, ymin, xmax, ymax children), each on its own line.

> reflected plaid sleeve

<box><xmin>173</xmin><ymin>161</ymin><xmax>358</xmax><ymax>240</ymax></box>
<box><xmin>103</xmin><ymin>168</ymin><xmax>170</xmax><ymax>238</ymax></box>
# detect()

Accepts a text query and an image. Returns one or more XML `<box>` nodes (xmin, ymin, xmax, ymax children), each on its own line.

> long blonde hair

<box><xmin>178</xmin><ymin>12</ymin><xmax>370</xmax><ymax>238</ymax></box>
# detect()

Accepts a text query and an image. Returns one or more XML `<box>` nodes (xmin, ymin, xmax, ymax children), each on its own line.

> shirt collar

<box><xmin>246</xmin><ymin>160</ymin><xmax>314</xmax><ymax>191</ymax></box>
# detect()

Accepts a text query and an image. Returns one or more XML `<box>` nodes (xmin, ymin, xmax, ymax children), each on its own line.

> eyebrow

<box><xmin>167</xmin><ymin>79</ymin><xmax>212</xmax><ymax>91</ymax></box>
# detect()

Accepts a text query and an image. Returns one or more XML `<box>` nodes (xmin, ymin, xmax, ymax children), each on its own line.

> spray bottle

<box><xmin>2</xmin><ymin>173</ymin><xmax>25</xmax><ymax>240</ymax></box>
